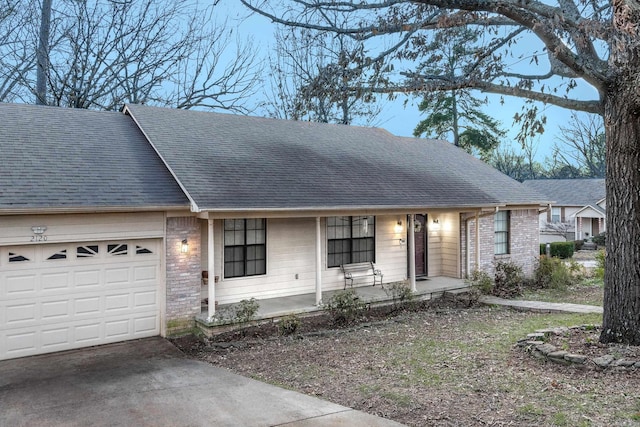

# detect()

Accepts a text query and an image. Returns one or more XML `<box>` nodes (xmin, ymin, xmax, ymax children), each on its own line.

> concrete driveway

<box><xmin>0</xmin><ymin>337</ymin><xmax>404</xmax><ymax>427</ymax></box>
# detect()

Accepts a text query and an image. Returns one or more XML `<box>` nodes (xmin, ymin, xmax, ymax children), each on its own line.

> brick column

<box><xmin>165</xmin><ymin>216</ymin><xmax>201</xmax><ymax>335</ymax></box>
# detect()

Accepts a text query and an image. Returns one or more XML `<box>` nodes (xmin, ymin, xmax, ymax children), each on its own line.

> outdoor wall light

<box><xmin>431</xmin><ymin>218</ymin><xmax>441</xmax><ymax>232</ymax></box>
<box><xmin>394</xmin><ymin>220</ymin><xmax>403</xmax><ymax>234</ymax></box>
<box><xmin>181</xmin><ymin>239</ymin><xmax>189</xmax><ymax>254</ymax></box>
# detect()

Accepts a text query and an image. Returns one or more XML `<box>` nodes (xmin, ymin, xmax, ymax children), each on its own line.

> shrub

<box><xmin>234</xmin><ymin>298</ymin><xmax>260</xmax><ymax>324</ymax></box>
<box><xmin>493</xmin><ymin>260</ymin><xmax>523</xmax><ymax>298</ymax></box>
<box><xmin>574</xmin><ymin>239</ymin><xmax>584</xmax><ymax>251</ymax></box>
<box><xmin>592</xmin><ymin>232</ymin><xmax>606</xmax><ymax>247</ymax></box>
<box><xmin>540</xmin><ymin>241</ymin><xmax>575</xmax><ymax>258</ymax></box>
<box><xmin>278</xmin><ymin>314</ymin><xmax>301</xmax><ymax>336</ymax></box>
<box><xmin>384</xmin><ymin>282</ymin><xmax>415</xmax><ymax>308</ymax></box>
<box><xmin>552</xmin><ymin>241</ymin><xmax>575</xmax><ymax>258</ymax></box>
<box><xmin>532</xmin><ymin>256</ymin><xmax>574</xmax><ymax>290</ymax></box>
<box><xmin>324</xmin><ymin>290</ymin><xmax>366</xmax><ymax>326</ymax></box>
<box><xmin>466</xmin><ymin>270</ymin><xmax>493</xmax><ymax>295</ymax></box>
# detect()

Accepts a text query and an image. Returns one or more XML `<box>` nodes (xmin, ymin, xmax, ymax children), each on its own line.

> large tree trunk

<box><xmin>600</xmin><ymin>79</ymin><xmax>640</xmax><ymax>344</ymax></box>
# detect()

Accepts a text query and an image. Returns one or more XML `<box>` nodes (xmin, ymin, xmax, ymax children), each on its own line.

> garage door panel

<box><xmin>41</xmin><ymin>300</ymin><xmax>70</xmax><ymax>319</ymax></box>
<box><xmin>105</xmin><ymin>267</ymin><xmax>130</xmax><ymax>285</ymax></box>
<box><xmin>134</xmin><ymin>291</ymin><xmax>157</xmax><ymax>308</ymax></box>
<box><xmin>42</xmin><ymin>272</ymin><xmax>71</xmax><ymax>291</ymax></box>
<box><xmin>74</xmin><ymin>296</ymin><xmax>101</xmax><ymax>315</ymax></box>
<box><xmin>6</xmin><ymin>303</ymin><xmax>36</xmax><ymax>324</ymax></box>
<box><xmin>105</xmin><ymin>293</ymin><xmax>131</xmax><ymax>311</ymax></box>
<box><xmin>0</xmin><ymin>239</ymin><xmax>161</xmax><ymax>360</ymax></box>
<box><xmin>134</xmin><ymin>315</ymin><xmax>158</xmax><ymax>335</ymax></box>
<box><xmin>5</xmin><ymin>275</ymin><xmax>37</xmax><ymax>295</ymax></box>
<box><xmin>75</xmin><ymin>270</ymin><xmax>101</xmax><ymax>287</ymax></box>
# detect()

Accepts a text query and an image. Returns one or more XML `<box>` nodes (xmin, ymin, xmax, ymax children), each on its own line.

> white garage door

<box><xmin>0</xmin><ymin>239</ymin><xmax>161</xmax><ymax>360</ymax></box>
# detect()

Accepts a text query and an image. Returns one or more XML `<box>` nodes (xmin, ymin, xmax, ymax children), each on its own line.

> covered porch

<box><xmin>195</xmin><ymin>276</ymin><xmax>467</xmax><ymax>329</ymax></box>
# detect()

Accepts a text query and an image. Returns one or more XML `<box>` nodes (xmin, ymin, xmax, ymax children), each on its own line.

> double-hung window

<box><xmin>551</xmin><ymin>207</ymin><xmax>561</xmax><ymax>223</ymax></box>
<box><xmin>224</xmin><ymin>219</ymin><xmax>266</xmax><ymax>278</ymax></box>
<box><xmin>327</xmin><ymin>216</ymin><xmax>375</xmax><ymax>268</ymax></box>
<box><xmin>494</xmin><ymin>210</ymin><xmax>510</xmax><ymax>255</ymax></box>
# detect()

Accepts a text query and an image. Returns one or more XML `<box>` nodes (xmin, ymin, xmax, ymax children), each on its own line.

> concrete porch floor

<box><xmin>196</xmin><ymin>276</ymin><xmax>468</xmax><ymax>327</ymax></box>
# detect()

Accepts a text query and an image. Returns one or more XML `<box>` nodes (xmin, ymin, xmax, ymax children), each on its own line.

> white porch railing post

<box><xmin>315</xmin><ymin>217</ymin><xmax>322</xmax><ymax>305</ymax></box>
<box><xmin>409</xmin><ymin>215</ymin><xmax>417</xmax><ymax>292</ymax></box>
<box><xmin>207</xmin><ymin>218</ymin><xmax>215</xmax><ymax>320</ymax></box>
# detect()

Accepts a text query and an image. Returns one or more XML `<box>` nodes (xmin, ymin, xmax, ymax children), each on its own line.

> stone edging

<box><xmin>516</xmin><ymin>325</ymin><xmax>640</xmax><ymax>370</ymax></box>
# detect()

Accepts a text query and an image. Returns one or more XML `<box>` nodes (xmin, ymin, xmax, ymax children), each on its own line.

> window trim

<box><xmin>327</xmin><ymin>216</ymin><xmax>376</xmax><ymax>268</ymax></box>
<box><xmin>223</xmin><ymin>218</ymin><xmax>267</xmax><ymax>279</ymax></box>
<box><xmin>494</xmin><ymin>210</ymin><xmax>510</xmax><ymax>255</ymax></box>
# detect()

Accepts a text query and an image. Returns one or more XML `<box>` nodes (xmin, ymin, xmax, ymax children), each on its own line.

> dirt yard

<box><xmin>172</xmin><ymin>296</ymin><xmax>640</xmax><ymax>427</ymax></box>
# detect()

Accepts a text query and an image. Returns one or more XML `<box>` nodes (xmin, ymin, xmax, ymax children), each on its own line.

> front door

<box><xmin>414</xmin><ymin>214</ymin><xmax>427</xmax><ymax>276</ymax></box>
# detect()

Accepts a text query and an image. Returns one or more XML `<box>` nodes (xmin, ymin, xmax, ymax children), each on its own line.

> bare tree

<box><xmin>2</xmin><ymin>0</ymin><xmax>261</xmax><ymax>112</ymax></box>
<box><xmin>0</xmin><ymin>1</ymin><xmax>37</xmax><ymax>102</ymax></box>
<box><xmin>263</xmin><ymin>24</ymin><xmax>383</xmax><ymax>125</ymax></box>
<box><xmin>551</xmin><ymin>113</ymin><xmax>606</xmax><ymax>178</ymax></box>
<box><xmin>241</xmin><ymin>0</ymin><xmax>640</xmax><ymax>344</ymax></box>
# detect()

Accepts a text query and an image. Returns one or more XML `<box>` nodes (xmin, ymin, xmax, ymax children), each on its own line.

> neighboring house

<box><xmin>1</xmin><ymin>103</ymin><xmax>549</xmax><ymax>360</ymax></box>
<box><xmin>522</xmin><ymin>179</ymin><xmax>606</xmax><ymax>243</ymax></box>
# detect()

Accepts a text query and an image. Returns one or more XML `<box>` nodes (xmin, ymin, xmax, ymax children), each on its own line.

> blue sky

<box><xmin>218</xmin><ymin>1</ymin><xmax>601</xmax><ymax>163</ymax></box>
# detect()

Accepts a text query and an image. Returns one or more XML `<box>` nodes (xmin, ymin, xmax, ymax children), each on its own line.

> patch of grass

<box><xmin>380</xmin><ymin>390</ymin><xmax>412</xmax><ymax>407</ymax></box>
<box><xmin>518</xmin><ymin>403</ymin><xmax>545</xmax><ymax>417</ymax></box>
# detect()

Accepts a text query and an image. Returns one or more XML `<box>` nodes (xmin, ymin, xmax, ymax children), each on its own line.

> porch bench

<box><xmin>340</xmin><ymin>261</ymin><xmax>383</xmax><ymax>289</ymax></box>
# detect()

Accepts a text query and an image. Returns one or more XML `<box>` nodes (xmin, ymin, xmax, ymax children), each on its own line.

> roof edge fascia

<box><xmin>0</xmin><ymin>205</ymin><xmax>190</xmax><ymax>216</ymax></box>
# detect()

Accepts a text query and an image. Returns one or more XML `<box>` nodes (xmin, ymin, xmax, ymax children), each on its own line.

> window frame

<box><xmin>327</xmin><ymin>216</ymin><xmax>376</xmax><ymax>268</ymax></box>
<box><xmin>551</xmin><ymin>207</ymin><xmax>561</xmax><ymax>223</ymax></box>
<box><xmin>223</xmin><ymin>218</ymin><xmax>267</xmax><ymax>279</ymax></box>
<box><xmin>494</xmin><ymin>210</ymin><xmax>510</xmax><ymax>255</ymax></box>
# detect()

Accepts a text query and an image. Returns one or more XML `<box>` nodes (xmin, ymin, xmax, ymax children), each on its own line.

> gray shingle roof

<box><xmin>125</xmin><ymin>104</ymin><xmax>549</xmax><ymax>211</ymax></box>
<box><xmin>522</xmin><ymin>179</ymin><xmax>605</xmax><ymax>207</ymax></box>
<box><xmin>0</xmin><ymin>103</ymin><xmax>189</xmax><ymax>211</ymax></box>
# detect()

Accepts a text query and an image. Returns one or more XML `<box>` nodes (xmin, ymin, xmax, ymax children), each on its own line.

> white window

<box><xmin>494</xmin><ymin>211</ymin><xmax>509</xmax><ymax>255</ymax></box>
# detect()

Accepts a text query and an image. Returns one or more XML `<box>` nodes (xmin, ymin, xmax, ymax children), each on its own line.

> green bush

<box><xmin>539</xmin><ymin>242</ymin><xmax>575</xmax><ymax>259</ymax></box>
<box><xmin>532</xmin><ymin>256</ymin><xmax>574</xmax><ymax>290</ymax></box>
<box><xmin>278</xmin><ymin>314</ymin><xmax>301</xmax><ymax>336</ymax></box>
<box><xmin>235</xmin><ymin>298</ymin><xmax>260</xmax><ymax>324</ymax></box>
<box><xmin>592</xmin><ymin>232</ymin><xmax>606</xmax><ymax>247</ymax></box>
<box><xmin>493</xmin><ymin>260</ymin><xmax>523</xmax><ymax>298</ymax></box>
<box><xmin>324</xmin><ymin>290</ymin><xmax>366</xmax><ymax>326</ymax></box>
<box><xmin>384</xmin><ymin>282</ymin><xmax>415</xmax><ymax>308</ymax></box>
<box><xmin>574</xmin><ymin>239</ymin><xmax>584</xmax><ymax>251</ymax></box>
<box><xmin>466</xmin><ymin>270</ymin><xmax>493</xmax><ymax>295</ymax></box>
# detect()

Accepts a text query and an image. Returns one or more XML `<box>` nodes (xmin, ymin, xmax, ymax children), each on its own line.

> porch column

<box><xmin>315</xmin><ymin>216</ymin><xmax>322</xmax><ymax>305</ymax></box>
<box><xmin>408</xmin><ymin>214</ymin><xmax>416</xmax><ymax>292</ymax></box>
<box><xmin>207</xmin><ymin>219</ymin><xmax>215</xmax><ymax>321</ymax></box>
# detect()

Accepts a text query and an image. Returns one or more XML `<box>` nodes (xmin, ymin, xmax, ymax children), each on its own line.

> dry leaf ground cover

<box><xmin>173</xmin><ymin>285</ymin><xmax>640</xmax><ymax>427</ymax></box>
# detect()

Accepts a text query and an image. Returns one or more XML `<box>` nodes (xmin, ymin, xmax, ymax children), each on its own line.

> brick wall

<box><xmin>461</xmin><ymin>209</ymin><xmax>539</xmax><ymax>278</ymax></box>
<box><xmin>165</xmin><ymin>216</ymin><xmax>201</xmax><ymax>335</ymax></box>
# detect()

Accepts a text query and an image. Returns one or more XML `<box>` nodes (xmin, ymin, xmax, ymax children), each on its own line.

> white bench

<box><xmin>340</xmin><ymin>261</ymin><xmax>383</xmax><ymax>289</ymax></box>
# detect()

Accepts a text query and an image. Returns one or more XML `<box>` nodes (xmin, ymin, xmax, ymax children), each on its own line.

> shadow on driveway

<box><xmin>0</xmin><ymin>337</ymin><xmax>404</xmax><ymax>427</ymax></box>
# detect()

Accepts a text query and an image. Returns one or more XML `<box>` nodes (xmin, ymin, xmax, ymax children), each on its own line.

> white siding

<box><xmin>427</xmin><ymin>213</ymin><xmax>459</xmax><ymax>278</ymax></box>
<box><xmin>0</xmin><ymin>212</ymin><xmax>165</xmax><ymax>246</ymax></box>
<box><xmin>202</xmin><ymin>216</ymin><xmax>408</xmax><ymax>304</ymax></box>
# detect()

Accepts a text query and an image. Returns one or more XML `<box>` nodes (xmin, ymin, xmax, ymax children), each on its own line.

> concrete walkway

<box><xmin>479</xmin><ymin>296</ymin><xmax>603</xmax><ymax>314</ymax></box>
